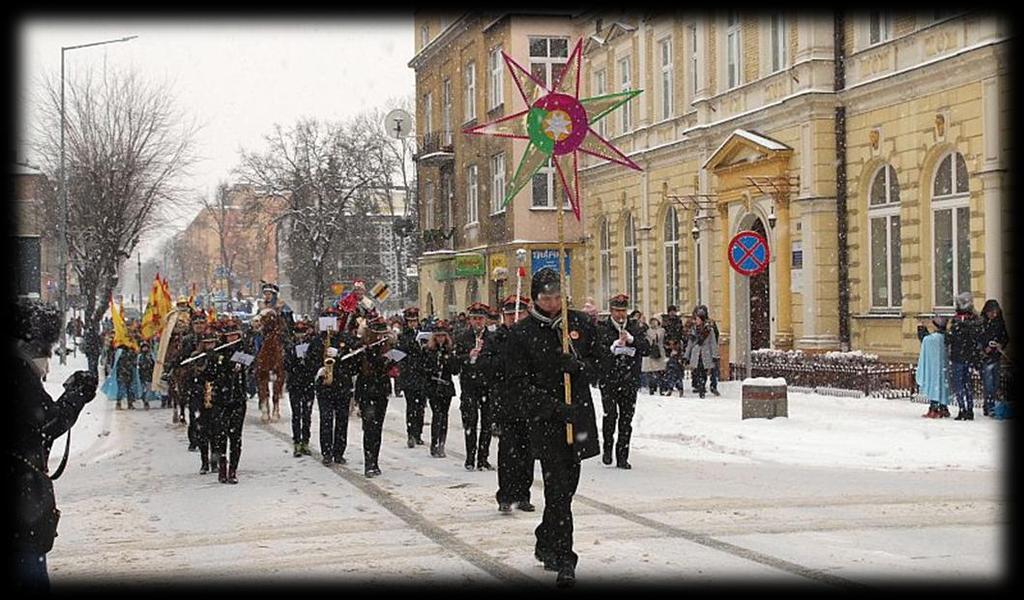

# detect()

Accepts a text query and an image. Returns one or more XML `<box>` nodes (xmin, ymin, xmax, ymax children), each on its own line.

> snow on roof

<box><xmin>702</xmin><ymin>129</ymin><xmax>791</xmax><ymax>170</ymax></box>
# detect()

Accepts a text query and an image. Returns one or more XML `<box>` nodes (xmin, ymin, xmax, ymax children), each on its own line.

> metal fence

<box><xmin>727</xmin><ymin>354</ymin><xmax>1014</xmax><ymax>405</ymax></box>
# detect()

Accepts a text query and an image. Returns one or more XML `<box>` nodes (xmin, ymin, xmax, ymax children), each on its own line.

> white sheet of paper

<box><xmin>613</xmin><ymin>345</ymin><xmax>636</xmax><ymax>357</ymax></box>
<box><xmin>295</xmin><ymin>343</ymin><xmax>309</xmax><ymax>358</ymax></box>
<box><xmin>416</xmin><ymin>332</ymin><xmax>432</xmax><ymax>343</ymax></box>
<box><xmin>385</xmin><ymin>348</ymin><xmax>407</xmax><ymax>362</ymax></box>
<box><xmin>231</xmin><ymin>351</ymin><xmax>255</xmax><ymax>366</ymax></box>
<box><xmin>318</xmin><ymin>316</ymin><xmax>338</xmax><ymax>332</ymax></box>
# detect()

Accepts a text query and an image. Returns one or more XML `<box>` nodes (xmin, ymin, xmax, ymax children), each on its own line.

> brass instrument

<box><xmin>203</xmin><ymin>381</ymin><xmax>214</xmax><ymax>409</ymax></box>
<box><xmin>323</xmin><ymin>327</ymin><xmax>336</xmax><ymax>386</ymax></box>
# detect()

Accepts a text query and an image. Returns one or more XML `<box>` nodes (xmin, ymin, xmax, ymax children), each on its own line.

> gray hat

<box><xmin>931</xmin><ymin>315</ymin><xmax>949</xmax><ymax>330</ymax></box>
<box><xmin>955</xmin><ymin>292</ymin><xmax>974</xmax><ymax>312</ymax></box>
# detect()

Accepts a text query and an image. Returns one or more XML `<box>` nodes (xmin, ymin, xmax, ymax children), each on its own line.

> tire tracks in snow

<box><xmin>256</xmin><ymin>420</ymin><xmax>542</xmax><ymax>588</ymax></box>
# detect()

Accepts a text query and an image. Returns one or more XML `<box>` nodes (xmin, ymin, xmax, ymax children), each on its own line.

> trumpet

<box><xmin>323</xmin><ymin>328</ymin><xmax>336</xmax><ymax>386</ymax></box>
<box><xmin>203</xmin><ymin>381</ymin><xmax>214</xmax><ymax>409</ymax></box>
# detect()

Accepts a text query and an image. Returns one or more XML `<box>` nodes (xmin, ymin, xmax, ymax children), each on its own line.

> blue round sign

<box><xmin>728</xmin><ymin>230</ymin><xmax>770</xmax><ymax>277</ymax></box>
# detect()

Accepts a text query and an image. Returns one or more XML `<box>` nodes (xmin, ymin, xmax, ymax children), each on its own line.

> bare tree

<box><xmin>196</xmin><ymin>181</ymin><xmax>243</xmax><ymax>301</ymax></box>
<box><xmin>235</xmin><ymin>116</ymin><xmax>392</xmax><ymax>312</ymax></box>
<box><xmin>32</xmin><ymin>65</ymin><xmax>198</xmax><ymax>373</ymax></box>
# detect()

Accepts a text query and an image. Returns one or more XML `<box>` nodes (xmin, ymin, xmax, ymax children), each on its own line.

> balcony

<box><xmin>414</xmin><ymin>131</ymin><xmax>455</xmax><ymax>165</ymax></box>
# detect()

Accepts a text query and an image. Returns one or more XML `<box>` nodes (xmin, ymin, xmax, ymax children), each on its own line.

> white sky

<box><xmin>17</xmin><ymin>16</ymin><xmax>416</xmax><ymax>260</ymax></box>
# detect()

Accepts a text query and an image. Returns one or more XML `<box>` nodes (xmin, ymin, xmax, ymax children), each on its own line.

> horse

<box><xmin>253</xmin><ymin>308</ymin><xmax>287</xmax><ymax>422</ymax></box>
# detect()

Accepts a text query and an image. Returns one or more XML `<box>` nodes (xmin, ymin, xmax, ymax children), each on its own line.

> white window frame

<box><xmin>489</xmin><ymin>46</ymin><xmax>504</xmax><ymax>110</ymax></box>
<box><xmin>867</xmin><ymin>165</ymin><xmax>901</xmax><ymax>310</ymax></box>
<box><xmin>443</xmin><ymin>173</ymin><xmax>453</xmax><ymax>240</ymax></box>
<box><xmin>424</xmin><ymin>181</ymin><xmax>435</xmax><ymax>230</ymax></box>
<box><xmin>531</xmin><ymin>158</ymin><xmax>571</xmax><ymax>210</ymax></box>
<box><xmin>594</xmin><ymin>69</ymin><xmax>607</xmax><ymax>138</ymax></box>
<box><xmin>528</xmin><ymin>36</ymin><xmax>570</xmax><ymax>89</ymax></box>
<box><xmin>931</xmin><ymin>152</ymin><xmax>971</xmax><ymax>310</ymax></box>
<box><xmin>442</xmin><ymin>78</ymin><xmax>452</xmax><ymax>146</ymax></box>
<box><xmin>423</xmin><ymin>92</ymin><xmax>432</xmax><ymax>136</ymax></box>
<box><xmin>463</xmin><ymin>62</ymin><xmax>476</xmax><ymax>124</ymax></box>
<box><xmin>664</xmin><ymin>206</ymin><xmax>680</xmax><ymax>310</ymax></box>
<box><xmin>600</xmin><ymin>219</ymin><xmax>612</xmax><ymax>310</ymax></box>
<box><xmin>490</xmin><ymin>153</ymin><xmax>506</xmax><ymax>215</ymax></box>
<box><xmin>466</xmin><ymin>165</ymin><xmax>479</xmax><ymax>226</ymax></box>
<box><xmin>618</xmin><ymin>56</ymin><xmax>632</xmax><ymax>133</ymax></box>
<box><xmin>770</xmin><ymin>14</ymin><xmax>787</xmax><ymax>73</ymax></box>
<box><xmin>726</xmin><ymin>12</ymin><xmax>741</xmax><ymax>90</ymax></box>
<box><xmin>868</xmin><ymin>11</ymin><xmax>892</xmax><ymax>47</ymax></box>
<box><xmin>659</xmin><ymin>37</ymin><xmax>673</xmax><ymax>121</ymax></box>
<box><xmin>623</xmin><ymin>213</ymin><xmax>639</xmax><ymax>306</ymax></box>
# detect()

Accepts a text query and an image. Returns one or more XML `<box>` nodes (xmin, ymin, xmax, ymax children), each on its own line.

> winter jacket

<box><xmin>916</xmin><ymin>331</ymin><xmax>951</xmax><ymax>405</ymax></box>
<box><xmin>455</xmin><ymin>327</ymin><xmax>489</xmax><ymax>391</ymax></box>
<box><xmin>395</xmin><ymin>326</ymin><xmax>428</xmax><ymax>390</ymax></box>
<box><xmin>478</xmin><ymin>324</ymin><xmax>521</xmax><ymax>424</ymax></box>
<box><xmin>284</xmin><ymin>332</ymin><xmax>318</xmax><ymax>394</ymax></box>
<box><xmin>204</xmin><ymin>345</ymin><xmax>249</xmax><ymax>407</ymax></box>
<box><xmin>596</xmin><ymin>317</ymin><xmax>651</xmax><ymax>391</ymax></box>
<box><xmin>504</xmin><ymin>308</ymin><xmax>604</xmax><ymax>463</ymax></box>
<box><xmin>10</xmin><ymin>354</ymin><xmax>91</xmax><ymax>553</ymax></box>
<box><xmin>977</xmin><ymin>307</ymin><xmax>1009</xmax><ymax>365</ymax></box>
<box><xmin>641</xmin><ymin>326</ymin><xmax>668</xmax><ymax>373</ymax></box>
<box><xmin>356</xmin><ymin>336</ymin><xmax>394</xmax><ymax>400</ymax></box>
<box><xmin>948</xmin><ymin>310</ymin><xmax>981</xmax><ymax>366</ymax></box>
<box><xmin>663</xmin><ymin>314</ymin><xmax>684</xmax><ymax>344</ymax></box>
<box><xmin>686</xmin><ymin>321</ymin><xmax>719</xmax><ymax>369</ymax></box>
<box><xmin>137</xmin><ymin>349</ymin><xmax>155</xmax><ymax>385</ymax></box>
<box><xmin>307</xmin><ymin>330</ymin><xmax>359</xmax><ymax>392</ymax></box>
<box><xmin>421</xmin><ymin>342</ymin><xmax>460</xmax><ymax>399</ymax></box>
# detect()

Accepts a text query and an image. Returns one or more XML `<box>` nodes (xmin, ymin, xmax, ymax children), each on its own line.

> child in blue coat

<box><xmin>916</xmin><ymin>316</ymin><xmax>951</xmax><ymax>419</ymax></box>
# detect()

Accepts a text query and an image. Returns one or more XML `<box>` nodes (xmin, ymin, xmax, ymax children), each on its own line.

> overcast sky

<box><xmin>17</xmin><ymin>15</ymin><xmax>416</xmax><ymax>260</ymax></box>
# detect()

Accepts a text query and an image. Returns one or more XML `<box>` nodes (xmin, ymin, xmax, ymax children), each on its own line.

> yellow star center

<box><xmin>543</xmin><ymin>110</ymin><xmax>572</xmax><ymax>142</ymax></box>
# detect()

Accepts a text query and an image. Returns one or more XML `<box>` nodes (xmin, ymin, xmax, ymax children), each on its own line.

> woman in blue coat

<box><xmin>916</xmin><ymin>316</ymin><xmax>951</xmax><ymax>419</ymax></box>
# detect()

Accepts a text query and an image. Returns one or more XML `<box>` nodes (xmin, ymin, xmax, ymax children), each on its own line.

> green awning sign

<box><xmin>454</xmin><ymin>253</ymin><xmax>485</xmax><ymax>277</ymax></box>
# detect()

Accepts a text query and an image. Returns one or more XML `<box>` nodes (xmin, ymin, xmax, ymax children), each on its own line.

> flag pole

<box><xmin>558</xmin><ymin>201</ymin><xmax>573</xmax><ymax>446</ymax></box>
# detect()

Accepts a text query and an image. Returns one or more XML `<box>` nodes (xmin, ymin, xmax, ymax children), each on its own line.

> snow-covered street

<box><xmin>44</xmin><ymin>353</ymin><xmax>1006</xmax><ymax>588</ymax></box>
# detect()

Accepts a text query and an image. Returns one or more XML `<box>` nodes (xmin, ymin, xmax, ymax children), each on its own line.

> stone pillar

<box><xmin>774</xmin><ymin>194</ymin><xmax>794</xmax><ymax>349</ymax></box>
<box><xmin>718</xmin><ymin>202</ymin><xmax>732</xmax><ymax>377</ymax></box>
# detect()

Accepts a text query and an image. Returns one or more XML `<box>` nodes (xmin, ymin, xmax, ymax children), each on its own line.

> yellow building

<box><xmin>576</xmin><ymin>11</ymin><xmax>1010</xmax><ymax>365</ymax></box>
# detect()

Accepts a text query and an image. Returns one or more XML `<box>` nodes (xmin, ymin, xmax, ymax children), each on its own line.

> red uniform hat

<box><xmin>432</xmin><ymin>319</ymin><xmax>453</xmax><ymax>334</ymax></box>
<box><xmin>467</xmin><ymin>302</ymin><xmax>491</xmax><ymax>317</ymax></box>
<box><xmin>501</xmin><ymin>294</ymin><xmax>531</xmax><ymax>314</ymax></box>
<box><xmin>403</xmin><ymin>306</ymin><xmax>420</xmax><ymax>319</ymax></box>
<box><xmin>609</xmin><ymin>293</ymin><xmax>630</xmax><ymax>310</ymax></box>
<box><xmin>368</xmin><ymin>314</ymin><xmax>390</xmax><ymax>332</ymax></box>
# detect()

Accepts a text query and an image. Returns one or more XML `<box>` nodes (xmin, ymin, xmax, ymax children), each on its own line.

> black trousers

<box><xmin>428</xmin><ymin>395</ymin><xmax>452</xmax><ymax>452</ymax></box>
<box><xmin>691</xmin><ymin>359</ymin><xmax>708</xmax><ymax>394</ymax></box>
<box><xmin>535</xmin><ymin>444</ymin><xmax>581</xmax><ymax>569</ymax></box>
<box><xmin>358</xmin><ymin>394</ymin><xmax>389</xmax><ymax>470</ymax></box>
<box><xmin>186</xmin><ymin>388</ymin><xmax>203</xmax><ymax>449</ymax></box>
<box><xmin>317</xmin><ymin>386</ymin><xmax>351</xmax><ymax>461</ymax></box>
<box><xmin>212</xmin><ymin>402</ymin><xmax>246</xmax><ymax>470</ymax></box>
<box><xmin>196</xmin><ymin>404</ymin><xmax>216</xmax><ymax>469</ymax></box>
<box><xmin>600</xmin><ymin>384</ymin><xmax>638</xmax><ymax>463</ymax></box>
<box><xmin>404</xmin><ymin>388</ymin><xmax>427</xmax><ymax>439</ymax></box>
<box><xmin>460</xmin><ymin>385</ymin><xmax>493</xmax><ymax>466</ymax></box>
<box><xmin>288</xmin><ymin>386</ymin><xmax>315</xmax><ymax>444</ymax></box>
<box><xmin>496</xmin><ymin>419</ymin><xmax>534</xmax><ymax>505</ymax></box>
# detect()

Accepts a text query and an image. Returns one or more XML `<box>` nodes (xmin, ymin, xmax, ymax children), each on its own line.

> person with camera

<box><xmin>9</xmin><ymin>298</ymin><xmax>99</xmax><ymax>591</ymax></box>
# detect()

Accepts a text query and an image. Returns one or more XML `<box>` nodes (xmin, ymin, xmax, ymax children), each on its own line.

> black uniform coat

<box><xmin>284</xmin><ymin>332</ymin><xmax>318</xmax><ymax>395</ymax></box>
<box><xmin>455</xmin><ymin>327</ymin><xmax>489</xmax><ymax>392</ymax></box>
<box><xmin>421</xmin><ymin>342</ymin><xmax>460</xmax><ymax>399</ymax></box>
<box><xmin>595</xmin><ymin>317</ymin><xmax>651</xmax><ymax>391</ymax></box>
<box><xmin>307</xmin><ymin>330</ymin><xmax>359</xmax><ymax>391</ymax></box>
<box><xmin>396</xmin><ymin>326</ymin><xmax>428</xmax><ymax>391</ymax></box>
<box><xmin>478</xmin><ymin>325</ymin><xmax>517</xmax><ymax>424</ymax></box>
<box><xmin>504</xmin><ymin>308</ymin><xmax>603</xmax><ymax>463</ymax></box>
<box><xmin>10</xmin><ymin>355</ymin><xmax>90</xmax><ymax>553</ymax></box>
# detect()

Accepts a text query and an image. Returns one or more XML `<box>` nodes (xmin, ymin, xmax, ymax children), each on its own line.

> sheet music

<box><xmin>613</xmin><ymin>345</ymin><xmax>636</xmax><ymax>357</ymax></box>
<box><xmin>385</xmin><ymin>348</ymin><xmax>406</xmax><ymax>362</ymax></box>
<box><xmin>231</xmin><ymin>351</ymin><xmax>255</xmax><ymax>366</ymax></box>
<box><xmin>295</xmin><ymin>343</ymin><xmax>309</xmax><ymax>358</ymax></box>
<box><xmin>318</xmin><ymin>316</ymin><xmax>337</xmax><ymax>332</ymax></box>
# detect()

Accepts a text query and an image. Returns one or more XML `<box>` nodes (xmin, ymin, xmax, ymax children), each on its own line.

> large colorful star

<box><xmin>463</xmin><ymin>39</ymin><xmax>642</xmax><ymax>220</ymax></box>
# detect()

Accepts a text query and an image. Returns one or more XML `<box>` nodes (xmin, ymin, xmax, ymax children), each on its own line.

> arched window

<box><xmin>599</xmin><ymin>219</ymin><xmax>612</xmax><ymax>309</ymax></box>
<box><xmin>932</xmin><ymin>151</ymin><xmax>970</xmax><ymax>308</ymax></box>
<box><xmin>868</xmin><ymin>164</ymin><xmax>901</xmax><ymax>309</ymax></box>
<box><xmin>663</xmin><ymin>206</ymin><xmax>680</xmax><ymax>310</ymax></box>
<box><xmin>623</xmin><ymin>213</ymin><xmax>640</xmax><ymax>308</ymax></box>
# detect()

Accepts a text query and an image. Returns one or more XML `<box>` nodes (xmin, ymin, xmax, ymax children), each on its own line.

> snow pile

<box><xmin>741</xmin><ymin>377</ymin><xmax>787</xmax><ymax>386</ymax></box>
<box><xmin>44</xmin><ymin>353</ymin><xmax>114</xmax><ymax>469</ymax></box>
<box><xmin>622</xmin><ymin>381</ymin><xmax>1004</xmax><ymax>472</ymax></box>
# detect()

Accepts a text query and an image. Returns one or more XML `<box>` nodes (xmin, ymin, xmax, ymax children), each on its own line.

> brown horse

<box><xmin>253</xmin><ymin>308</ymin><xmax>287</xmax><ymax>422</ymax></box>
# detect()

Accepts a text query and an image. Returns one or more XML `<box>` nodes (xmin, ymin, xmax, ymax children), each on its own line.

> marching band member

<box><xmin>284</xmin><ymin>319</ymin><xmax>318</xmax><ymax>457</ymax></box>
<box><xmin>309</xmin><ymin>305</ymin><xmax>359</xmax><ymax>466</ymax></box>
<box><xmin>355</xmin><ymin>314</ymin><xmax>397</xmax><ymax>478</ymax></box>
<box><xmin>455</xmin><ymin>302</ymin><xmax>495</xmax><ymax>471</ymax></box>
<box><xmin>422</xmin><ymin>320</ymin><xmax>460</xmax><ymax>458</ymax></box>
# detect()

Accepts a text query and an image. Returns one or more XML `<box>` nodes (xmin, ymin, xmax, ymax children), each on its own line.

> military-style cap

<box><xmin>467</xmin><ymin>302</ymin><xmax>491</xmax><ymax>317</ymax></box>
<box><xmin>609</xmin><ymin>293</ymin><xmax>630</xmax><ymax>310</ymax></box>
<box><xmin>403</xmin><ymin>306</ymin><xmax>420</xmax><ymax>319</ymax></box>
<box><xmin>501</xmin><ymin>294</ymin><xmax>531</xmax><ymax>314</ymax></box>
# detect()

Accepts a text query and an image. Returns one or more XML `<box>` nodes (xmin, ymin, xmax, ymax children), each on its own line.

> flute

<box><xmin>177</xmin><ymin>338</ymin><xmax>243</xmax><ymax>367</ymax></box>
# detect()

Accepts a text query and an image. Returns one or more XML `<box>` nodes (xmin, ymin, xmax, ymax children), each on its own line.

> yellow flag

<box><xmin>111</xmin><ymin>295</ymin><xmax>139</xmax><ymax>351</ymax></box>
<box><xmin>140</xmin><ymin>275</ymin><xmax>163</xmax><ymax>340</ymax></box>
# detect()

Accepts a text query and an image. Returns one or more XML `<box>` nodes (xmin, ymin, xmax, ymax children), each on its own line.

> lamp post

<box><xmin>58</xmin><ymin>34</ymin><xmax>137</xmax><ymax>365</ymax></box>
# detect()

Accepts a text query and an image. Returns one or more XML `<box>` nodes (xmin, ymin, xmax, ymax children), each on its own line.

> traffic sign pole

<box><xmin>727</xmin><ymin>230</ymin><xmax>770</xmax><ymax>380</ymax></box>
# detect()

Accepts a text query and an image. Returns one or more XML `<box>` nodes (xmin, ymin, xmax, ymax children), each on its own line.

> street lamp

<box><xmin>58</xmin><ymin>34</ymin><xmax>137</xmax><ymax>364</ymax></box>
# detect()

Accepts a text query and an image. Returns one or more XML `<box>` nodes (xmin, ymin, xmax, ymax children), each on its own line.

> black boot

<box><xmin>556</xmin><ymin>564</ymin><xmax>576</xmax><ymax>588</ymax></box>
<box><xmin>227</xmin><ymin>465</ymin><xmax>238</xmax><ymax>484</ymax></box>
<box><xmin>407</xmin><ymin>434</ymin><xmax>416</xmax><ymax>449</ymax></box>
<box><xmin>602</xmin><ymin>444</ymin><xmax>613</xmax><ymax>465</ymax></box>
<box><xmin>218</xmin><ymin>456</ymin><xmax>228</xmax><ymax>483</ymax></box>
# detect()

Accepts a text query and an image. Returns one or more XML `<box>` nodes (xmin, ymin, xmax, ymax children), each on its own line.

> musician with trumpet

<box><xmin>455</xmin><ymin>302</ymin><xmax>495</xmax><ymax>471</ymax></box>
<box><xmin>355</xmin><ymin>314</ymin><xmax>398</xmax><ymax>478</ymax></box>
<box><xmin>309</xmin><ymin>305</ymin><xmax>359</xmax><ymax>466</ymax></box>
<box><xmin>284</xmin><ymin>319</ymin><xmax>318</xmax><ymax>457</ymax></box>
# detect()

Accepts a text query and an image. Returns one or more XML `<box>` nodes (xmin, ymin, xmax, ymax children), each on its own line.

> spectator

<box><xmin>662</xmin><ymin>339</ymin><xmax>686</xmax><ymax>397</ymax></box>
<box><xmin>641</xmin><ymin>317</ymin><xmax>669</xmax><ymax>395</ymax></box>
<box><xmin>948</xmin><ymin>292</ymin><xmax>981</xmax><ymax>420</ymax></box>
<box><xmin>917</xmin><ymin>316</ymin><xmax>951</xmax><ymax>418</ymax></box>
<box><xmin>9</xmin><ymin>298</ymin><xmax>99</xmax><ymax>592</ymax></box>
<box><xmin>977</xmin><ymin>299</ymin><xmax>1009</xmax><ymax>417</ymax></box>
<box><xmin>137</xmin><ymin>341</ymin><xmax>155</xmax><ymax>410</ymax></box>
<box><xmin>663</xmin><ymin>305</ymin><xmax>683</xmax><ymax>346</ymax></box>
<box><xmin>694</xmin><ymin>305</ymin><xmax>722</xmax><ymax>396</ymax></box>
<box><xmin>686</xmin><ymin>306</ymin><xmax>718</xmax><ymax>398</ymax></box>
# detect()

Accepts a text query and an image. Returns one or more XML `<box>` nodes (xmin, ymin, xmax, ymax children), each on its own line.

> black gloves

<box><xmin>63</xmin><ymin>370</ymin><xmax>99</xmax><ymax>404</ymax></box>
<box><xmin>552</xmin><ymin>401</ymin><xmax>582</xmax><ymax>424</ymax></box>
<box><xmin>558</xmin><ymin>352</ymin><xmax>586</xmax><ymax>375</ymax></box>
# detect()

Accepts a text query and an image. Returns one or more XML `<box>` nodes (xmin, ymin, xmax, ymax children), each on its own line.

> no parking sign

<box><xmin>728</xmin><ymin>230</ymin><xmax>770</xmax><ymax>277</ymax></box>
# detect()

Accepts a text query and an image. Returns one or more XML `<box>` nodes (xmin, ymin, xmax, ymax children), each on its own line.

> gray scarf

<box><xmin>529</xmin><ymin>304</ymin><xmax>563</xmax><ymax>331</ymax></box>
